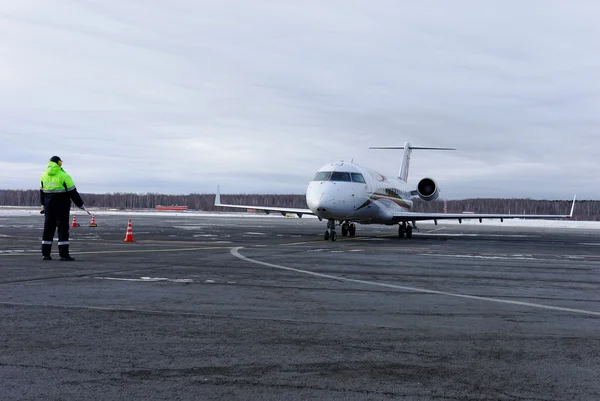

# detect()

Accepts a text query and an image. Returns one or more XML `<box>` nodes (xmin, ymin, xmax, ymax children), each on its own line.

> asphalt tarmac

<box><xmin>1</xmin><ymin>212</ymin><xmax>599</xmax><ymax>400</ymax></box>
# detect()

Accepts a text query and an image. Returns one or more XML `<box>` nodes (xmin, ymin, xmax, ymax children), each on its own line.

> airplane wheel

<box><xmin>398</xmin><ymin>226</ymin><xmax>405</xmax><ymax>238</ymax></box>
<box><xmin>406</xmin><ymin>225</ymin><xmax>413</xmax><ymax>239</ymax></box>
<box><xmin>341</xmin><ymin>224</ymin><xmax>348</xmax><ymax>236</ymax></box>
<box><xmin>324</xmin><ymin>231</ymin><xmax>330</xmax><ymax>241</ymax></box>
<box><xmin>331</xmin><ymin>231</ymin><xmax>337</xmax><ymax>241</ymax></box>
<box><xmin>349</xmin><ymin>224</ymin><xmax>356</xmax><ymax>237</ymax></box>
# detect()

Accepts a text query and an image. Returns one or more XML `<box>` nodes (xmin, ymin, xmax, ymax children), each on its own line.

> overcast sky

<box><xmin>1</xmin><ymin>1</ymin><xmax>598</xmax><ymax>199</ymax></box>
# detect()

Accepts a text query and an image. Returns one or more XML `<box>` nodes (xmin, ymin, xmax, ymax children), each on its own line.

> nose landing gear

<box><xmin>324</xmin><ymin>219</ymin><xmax>337</xmax><ymax>241</ymax></box>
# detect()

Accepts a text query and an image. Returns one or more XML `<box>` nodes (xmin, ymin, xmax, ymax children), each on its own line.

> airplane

<box><xmin>215</xmin><ymin>142</ymin><xmax>576</xmax><ymax>241</ymax></box>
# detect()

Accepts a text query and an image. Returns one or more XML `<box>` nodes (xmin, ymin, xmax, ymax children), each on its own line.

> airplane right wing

<box><xmin>214</xmin><ymin>186</ymin><xmax>315</xmax><ymax>218</ymax></box>
<box><xmin>393</xmin><ymin>196</ymin><xmax>577</xmax><ymax>223</ymax></box>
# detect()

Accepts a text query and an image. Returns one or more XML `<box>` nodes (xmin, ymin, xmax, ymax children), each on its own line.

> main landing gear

<box><xmin>398</xmin><ymin>222</ymin><xmax>414</xmax><ymax>239</ymax></box>
<box><xmin>341</xmin><ymin>221</ymin><xmax>356</xmax><ymax>237</ymax></box>
<box><xmin>324</xmin><ymin>220</ymin><xmax>357</xmax><ymax>241</ymax></box>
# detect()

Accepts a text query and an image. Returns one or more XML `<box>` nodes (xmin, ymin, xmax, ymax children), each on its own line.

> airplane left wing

<box><xmin>214</xmin><ymin>186</ymin><xmax>315</xmax><ymax>218</ymax></box>
<box><xmin>393</xmin><ymin>196</ymin><xmax>577</xmax><ymax>223</ymax></box>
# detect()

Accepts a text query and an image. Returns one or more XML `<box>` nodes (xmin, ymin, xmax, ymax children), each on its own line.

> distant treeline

<box><xmin>1</xmin><ymin>189</ymin><xmax>596</xmax><ymax>220</ymax></box>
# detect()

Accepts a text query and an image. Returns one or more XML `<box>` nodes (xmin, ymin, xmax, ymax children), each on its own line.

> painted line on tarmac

<box><xmin>419</xmin><ymin>253</ymin><xmax>539</xmax><ymax>261</ymax></box>
<box><xmin>0</xmin><ymin>301</ymin><xmax>345</xmax><ymax>326</ymax></box>
<box><xmin>277</xmin><ymin>240</ymin><xmax>325</xmax><ymax>246</ymax></box>
<box><xmin>0</xmin><ymin>246</ymin><xmax>231</xmax><ymax>257</ymax></box>
<box><xmin>132</xmin><ymin>240</ymin><xmax>232</xmax><ymax>245</ymax></box>
<box><xmin>96</xmin><ymin>277</ymin><xmax>194</xmax><ymax>283</ymax></box>
<box><xmin>424</xmin><ymin>227</ymin><xmax>446</xmax><ymax>233</ymax></box>
<box><xmin>74</xmin><ymin>246</ymin><xmax>231</xmax><ymax>255</ymax></box>
<box><xmin>230</xmin><ymin>247</ymin><xmax>600</xmax><ymax>317</ymax></box>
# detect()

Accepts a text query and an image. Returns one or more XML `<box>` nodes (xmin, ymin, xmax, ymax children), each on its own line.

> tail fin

<box><xmin>369</xmin><ymin>142</ymin><xmax>455</xmax><ymax>182</ymax></box>
<box><xmin>569</xmin><ymin>195</ymin><xmax>577</xmax><ymax>218</ymax></box>
<box><xmin>215</xmin><ymin>185</ymin><xmax>222</xmax><ymax>206</ymax></box>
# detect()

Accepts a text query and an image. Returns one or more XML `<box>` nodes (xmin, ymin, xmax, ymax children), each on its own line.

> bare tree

<box><xmin>1</xmin><ymin>190</ymin><xmax>596</xmax><ymax>220</ymax></box>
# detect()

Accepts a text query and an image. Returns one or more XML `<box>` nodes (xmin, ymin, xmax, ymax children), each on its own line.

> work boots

<box><xmin>42</xmin><ymin>244</ymin><xmax>52</xmax><ymax>260</ymax></box>
<box><xmin>58</xmin><ymin>245</ymin><xmax>75</xmax><ymax>261</ymax></box>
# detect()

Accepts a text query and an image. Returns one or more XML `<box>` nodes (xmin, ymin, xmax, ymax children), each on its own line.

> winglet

<box><xmin>569</xmin><ymin>195</ymin><xmax>576</xmax><ymax>218</ymax></box>
<box><xmin>215</xmin><ymin>185</ymin><xmax>222</xmax><ymax>206</ymax></box>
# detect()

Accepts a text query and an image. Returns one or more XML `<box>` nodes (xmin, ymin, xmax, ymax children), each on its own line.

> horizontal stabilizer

<box><xmin>369</xmin><ymin>146</ymin><xmax>456</xmax><ymax>150</ymax></box>
<box><xmin>369</xmin><ymin>142</ymin><xmax>455</xmax><ymax>182</ymax></box>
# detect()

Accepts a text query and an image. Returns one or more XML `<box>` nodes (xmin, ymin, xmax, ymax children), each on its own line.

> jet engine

<box><xmin>416</xmin><ymin>178</ymin><xmax>439</xmax><ymax>201</ymax></box>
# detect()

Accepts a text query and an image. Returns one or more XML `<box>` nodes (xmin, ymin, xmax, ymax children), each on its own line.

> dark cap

<box><xmin>49</xmin><ymin>156</ymin><xmax>62</xmax><ymax>164</ymax></box>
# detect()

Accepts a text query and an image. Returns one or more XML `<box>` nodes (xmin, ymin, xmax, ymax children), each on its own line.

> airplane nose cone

<box><xmin>315</xmin><ymin>193</ymin><xmax>335</xmax><ymax>213</ymax></box>
<box><xmin>306</xmin><ymin>187</ymin><xmax>335</xmax><ymax>215</ymax></box>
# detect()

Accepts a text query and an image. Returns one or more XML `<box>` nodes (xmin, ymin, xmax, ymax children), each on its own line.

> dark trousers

<box><xmin>42</xmin><ymin>211</ymin><xmax>70</xmax><ymax>242</ymax></box>
<box><xmin>41</xmin><ymin>196</ymin><xmax>71</xmax><ymax>257</ymax></box>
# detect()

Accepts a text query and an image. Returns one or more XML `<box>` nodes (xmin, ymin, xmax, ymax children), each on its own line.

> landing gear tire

<box><xmin>341</xmin><ymin>223</ymin><xmax>349</xmax><ymax>237</ymax></box>
<box><xmin>349</xmin><ymin>224</ymin><xmax>356</xmax><ymax>237</ymax></box>
<box><xmin>324</xmin><ymin>231</ymin><xmax>330</xmax><ymax>241</ymax></box>
<box><xmin>398</xmin><ymin>223</ymin><xmax>413</xmax><ymax>239</ymax></box>
<box><xmin>398</xmin><ymin>225</ymin><xmax>405</xmax><ymax>238</ymax></box>
<box><xmin>331</xmin><ymin>231</ymin><xmax>337</xmax><ymax>241</ymax></box>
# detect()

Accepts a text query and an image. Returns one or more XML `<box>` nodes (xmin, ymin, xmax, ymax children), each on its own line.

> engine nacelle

<box><xmin>416</xmin><ymin>177</ymin><xmax>439</xmax><ymax>201</ymax></box>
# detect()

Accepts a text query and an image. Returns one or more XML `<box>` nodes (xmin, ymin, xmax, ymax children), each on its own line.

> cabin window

<box><xmin>351</xmin><ymin>173</ymin><xmax>366</xmax><ymax>183</ymax></box>
<box><xmin>330</xmin><ymin>172</ymin><xmax>352</xmax><ymax>182</ymax></box>
<box><xmin>313</xmin><ymin>171</ymin><xmax>332</xmax><ymax>181</ymax></box>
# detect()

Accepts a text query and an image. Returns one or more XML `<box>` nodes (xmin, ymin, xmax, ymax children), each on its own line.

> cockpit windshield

<box><xmin>331</xmin><ymin>172</ymin><xmax>351</xmax><ymax>181</ymax></box>
<box><xmin>313</xmin><ymin>171</ymin><xmax>366</xmax><ymax>183</ymax></box>
<box><xmin>313</xmin><ymin>171</ymin><xmax>332</xmax><ymax>181</ymax></box>
<box><xmin>351</xmin><ymin>173</ymin><xmax>366</xmax><ymax>183</ymax></box>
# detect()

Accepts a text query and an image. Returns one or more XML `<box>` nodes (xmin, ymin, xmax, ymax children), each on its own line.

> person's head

<box><xmin>49</xmin><ymin>156</ymin><xmax>63</xmax><ymax>167</ymax></box>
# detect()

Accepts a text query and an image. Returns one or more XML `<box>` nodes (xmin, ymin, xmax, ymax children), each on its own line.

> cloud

<box><xmin>1</xmin><ymin>0</ymin><xmax>599</xmax><ymax>199</ymax></box>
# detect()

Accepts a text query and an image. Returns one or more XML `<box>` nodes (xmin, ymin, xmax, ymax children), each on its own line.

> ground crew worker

<box><xmin>40</xmin><ymin>156</ymin><xmax>86</xmax><ymax>261</ymax></box>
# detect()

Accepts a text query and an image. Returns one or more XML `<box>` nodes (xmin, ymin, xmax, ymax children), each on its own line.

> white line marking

<box><xmin>0</xmin><ymin>301</ymin><xmax>338</xmax><ymax>325</ymax></box>
<box><xmin>95</xmin><ymin>277</ymin><xmax>193</xmax><ymax>283</ymax></box>
<box><xmin>419</xmin><ymin>254</ymin><xmax>538</xmax><ymax>261</ymax></box>
<box><xmin>419</xmin><ymin>233</ymin><xmax>479</xmax><ymax>237</ymax></box>
<box><xmin>420</xmin><ymin>233</ymin><xmax>529</xmax><ymax>238</ymax></box>
<box><xmin>230</xmin><ymin>247</ymin><xmax>600</xmax><ymax>317</ymax></box>
<box><xmin>580</xmin><ymin>243</ymin><xmax>600</xmax><ymax>246</ymax></box>
<box><xmin>424</xmin><ymin>227</ymin><xmax>446</xmax><ymax>233</ymax></box>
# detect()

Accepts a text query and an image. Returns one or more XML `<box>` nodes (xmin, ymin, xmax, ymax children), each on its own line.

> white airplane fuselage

<box><xmin>306</xmin><ymin>161</ymin><xmax>415</xmax><ymax>224</ymax></box>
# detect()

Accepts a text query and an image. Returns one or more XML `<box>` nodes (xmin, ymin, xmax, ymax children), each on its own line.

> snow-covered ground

<box><xmin>0</xmin><ymin>207</ymin><xmax>303</xmax><ymax>219</ymax></box>
<box><xmin>2</xmin><ymin>206</ymin><xmax>599</xmax><ymax>229</ymax></box>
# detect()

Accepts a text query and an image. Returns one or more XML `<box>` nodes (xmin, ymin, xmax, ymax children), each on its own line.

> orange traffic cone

<box><xmin>123</xmin><ymin>219</ymin><xmax>135</xmax><ymax>242</ymax></box>
<box><xmin>89</xmin><ymin>214</ymin><xmax>97</xmax><ymax>227</ymax></box>
<box><xmin>71</xmin><ymin>215</ymin><xmax>80</xmax><ymax>227</ymax></box>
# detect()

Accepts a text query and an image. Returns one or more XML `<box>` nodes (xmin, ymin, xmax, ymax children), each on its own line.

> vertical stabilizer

<box><xmin>215</xmin><ymin>185</ymin><xmax>221</xmax><ymax>205</ymax></box>
<box><xmin>369</xmin><ymin>143</ymin><xmax>456</xmax><ymax>182</ymax></box>
<box><xmin>399</xmin><ymin>142</ymin><xmax>412</xmax><ymax>182</ymax></box>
